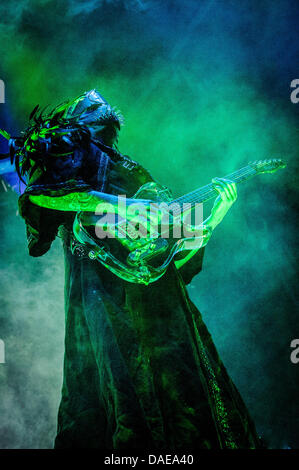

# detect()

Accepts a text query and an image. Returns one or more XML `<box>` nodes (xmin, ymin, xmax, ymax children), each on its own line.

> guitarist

<box><xmin>11</xmin><ymin>89</ymin><xmax>262</xmax><ymax>449</ymax></box>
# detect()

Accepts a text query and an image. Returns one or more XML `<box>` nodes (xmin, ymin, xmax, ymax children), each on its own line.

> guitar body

<box><xmin>72</xmin><ymin>159</ymin><xmax>285</xmax><ymax>285</ymax></box>
<box><xmin>72</xmin><ymin>182</ymin><xmax>205</xmax><ymax>285</ymax></box>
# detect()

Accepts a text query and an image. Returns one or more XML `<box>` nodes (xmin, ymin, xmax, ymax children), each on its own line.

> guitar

<box><xmin>72</xmin><ymin>159</ymin><xmax>286</xmax><ymax>285</ymax></box>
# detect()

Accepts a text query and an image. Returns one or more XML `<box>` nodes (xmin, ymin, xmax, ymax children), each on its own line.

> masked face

<box><xmin>89</xmin><ymin>122</ymin><xmax>120</xmax><ymax>147</ymax></box>
<box><xmin>67</xmin><ymin>89</ymin><xmax>123</xmax><ymax>147</ymax></box>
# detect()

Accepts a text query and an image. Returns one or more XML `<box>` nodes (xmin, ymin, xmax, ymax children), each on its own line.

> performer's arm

<box><xmin>29</xmin><ymin>190</ymin><xmax>152</xmax><ymax>219</ymax></box>
<box><xmin>175</xmin><ymin>178</ymin><xmax>237</xmax><ymax>270</ymax></box>
<box><xmin>29</xmin><ymin>178</ymin><xmax>237</xmax><ymax>271</ymax></box>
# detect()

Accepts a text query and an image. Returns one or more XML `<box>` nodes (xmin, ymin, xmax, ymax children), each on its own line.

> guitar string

<box><xmin>173</xmin><ymin>170</ymin><xmax>253</xmax><ymax>208</ymax></box>
<box><xmin>171</xmin><ymin>167</ymin><xmax>256</xmax><ymax>216</ymax></box>
<box><xmin>176</xmin><ymin>172</ymin><xmax>253</xmax><ymax>208</ymax></box>
<box><xmin>173</xmin><ymin>166</ymin><xmax>256</xmax><ymax>206</ymax></box>
<box><xmin>111</xmin><ymin>166</ymin><xmax>256</xmax><ymax>238</ymax></box>
<box><xmin>156</xmin><ymin>166</ymin><xmax>257</xmax><ymax>237</ymax></box>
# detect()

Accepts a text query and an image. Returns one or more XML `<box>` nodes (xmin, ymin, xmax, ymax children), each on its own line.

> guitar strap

<box><xmin>91</xmin><ymin>138</ymin><xmax>154</xmax><ymax>183</ymax></box>
<box><xmin>68</xmin><ymin>139</ymin><xmax>156</xmax><ymax>260</ymax></box>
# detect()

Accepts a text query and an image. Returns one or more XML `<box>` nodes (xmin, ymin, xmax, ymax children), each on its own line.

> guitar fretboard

<box><xmin>172</xmin><ymin>165</ymin><xmax>257</xmax><ymax>208</ymax></box>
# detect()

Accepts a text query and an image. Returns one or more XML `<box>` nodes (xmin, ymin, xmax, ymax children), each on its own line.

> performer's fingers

<box><xmin>212</xmin><ymin>182</ymin><xmax>226</xmax><ymax>200</ymax></box>
<box><xmin>231</xmin><ymin>182</ymin><xmax>237</xmax><ymax>200</ymax></box>
<box><xmin>213</xmin><ymin>178</ymin><xmax>231</xmax><ymax>200</ymax></box>
<box><xmin>223</xmin><ymin>179</ymin><xmax>237</xmax><ymax>200</ymax></box>
<box><xmin>214</xmin><ymin>178</ymin><xmax>238</xmax><ymax>201</ymax></box>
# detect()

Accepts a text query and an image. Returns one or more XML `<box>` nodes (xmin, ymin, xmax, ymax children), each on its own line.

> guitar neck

<box><xmin>172</xmin><ymin>165</ymin><xmax>257</xmax><ymax>206</ymax></box>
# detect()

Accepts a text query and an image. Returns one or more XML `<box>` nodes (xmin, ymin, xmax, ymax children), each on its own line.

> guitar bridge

<box><xmin>127</xmin><ymin>238</ymin><xmax>168</xmax><ymax>266</ymax></box>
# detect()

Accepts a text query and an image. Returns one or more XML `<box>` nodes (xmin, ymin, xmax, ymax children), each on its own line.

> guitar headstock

<box><xmin>249</xmin><ymin>159</ymin><xmax>287</xmax><ymax>174</ymax></box>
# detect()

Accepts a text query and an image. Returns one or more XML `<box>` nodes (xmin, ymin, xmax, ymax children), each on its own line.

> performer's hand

<box><xmin>206</xmin><ymin>178</ymin><xmax>237</xmax><ymax>230</ymax></box>
<box><xmin>118</xmin><ymin>197</ymin><xmax>169</xmax><ymax>238</ymax></box>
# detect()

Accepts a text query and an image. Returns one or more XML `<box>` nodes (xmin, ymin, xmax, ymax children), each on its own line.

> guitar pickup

<box><xmin>127</xmin><ymin>238</ymin><xmax>168</xmax><ymax>266</ymax></box>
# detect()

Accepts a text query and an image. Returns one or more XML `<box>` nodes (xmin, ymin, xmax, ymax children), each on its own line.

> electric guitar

<box><xmin>72</xmin><ymin>159</ymin><xmax>286</xmax><ymax>285</ymax></box>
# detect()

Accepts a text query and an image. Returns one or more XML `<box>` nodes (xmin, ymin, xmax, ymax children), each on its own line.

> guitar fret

<box><xmin>172</xmin><ymin>165</ymin><xmax>256</xmax><ymax>208</ymax></box>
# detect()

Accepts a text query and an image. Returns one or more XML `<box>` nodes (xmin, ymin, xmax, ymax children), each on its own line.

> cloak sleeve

<box><xmin>18</xmin><ymin>142</ymin><xmax>111</xmax><ymax>257</ymax></box>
